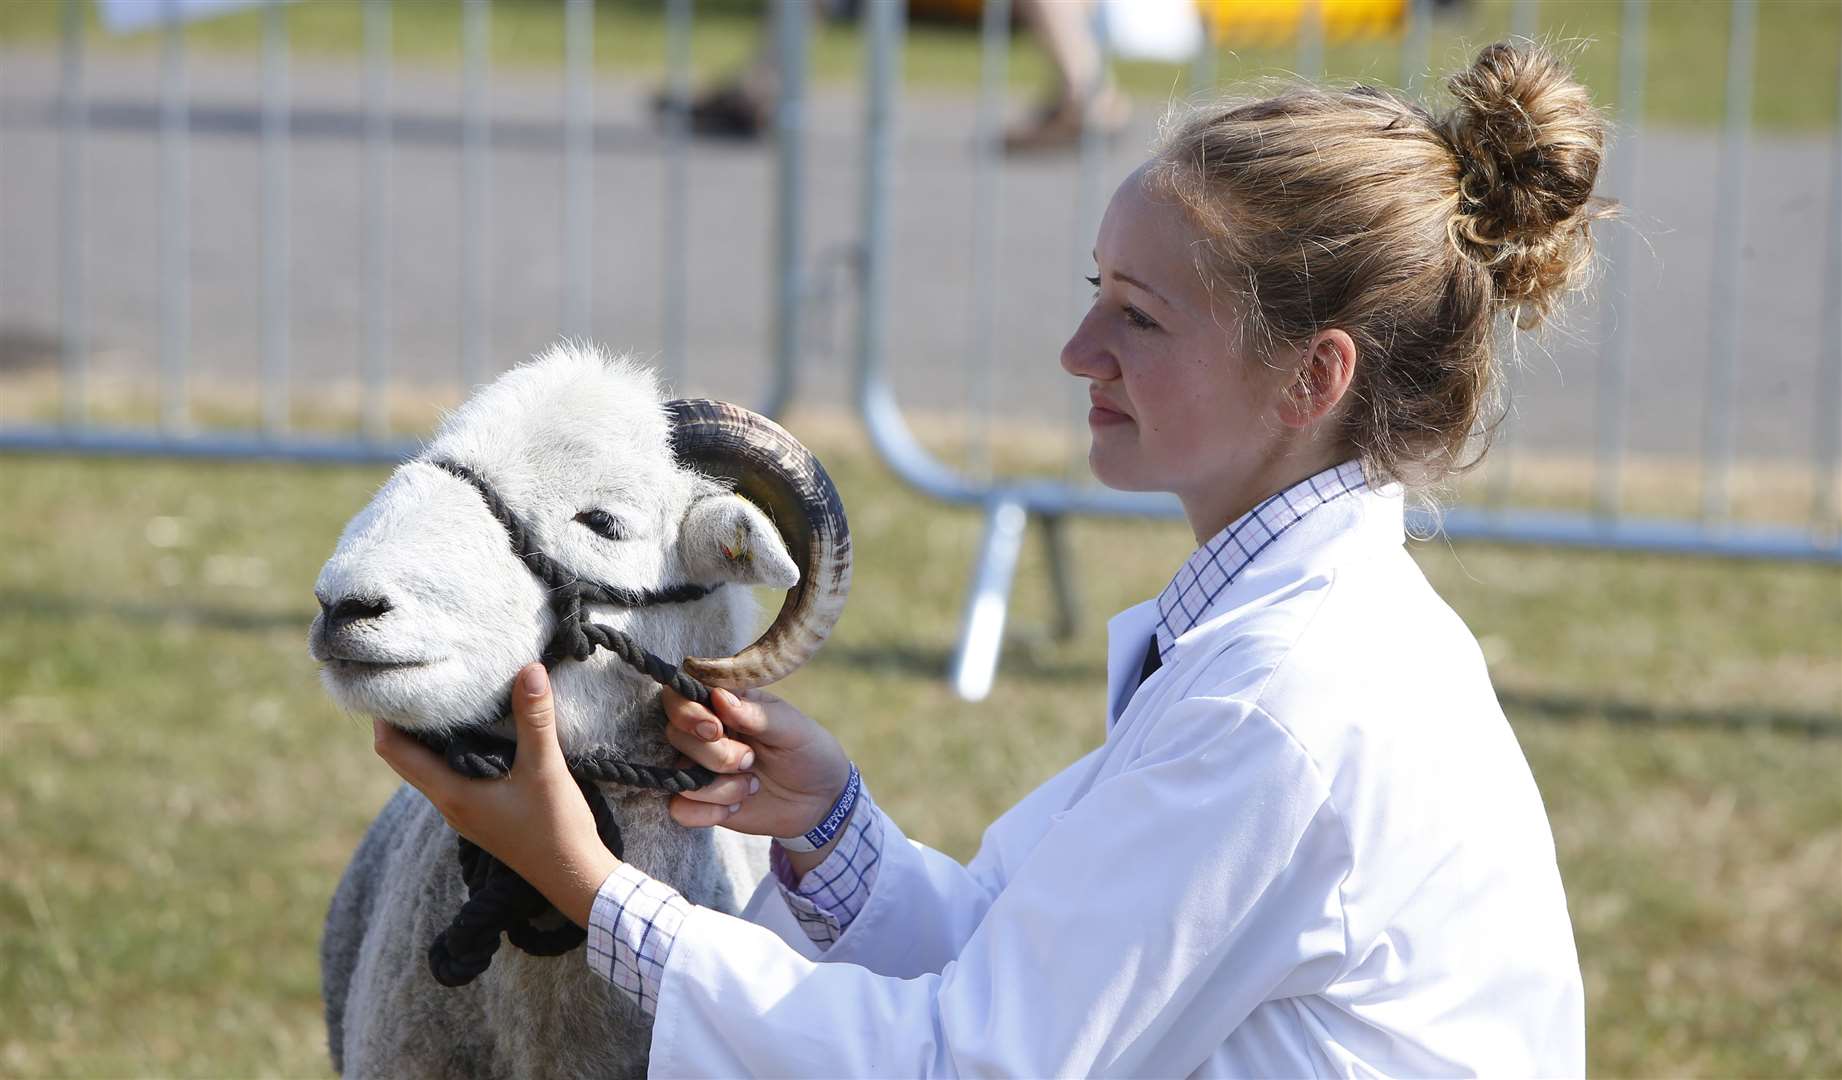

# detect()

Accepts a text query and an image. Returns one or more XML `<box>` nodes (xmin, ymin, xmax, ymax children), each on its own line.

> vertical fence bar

<box><xmin>1399</xmin><ymin>0</ymin><xmax>1428</xmax><ymax>92</ymax></box>
<box><xmin>953</xmin><ymin>497</ymin><xmax>1028</xmax><ymax>701</ymax></box>
<box><xmin>1593</xmin><ymin>0</ymin><xmax>1647</xmax><ymax>519</ymax></box>
<box><xmin>662</xmin><ymin>0</ymin><xmax>693</xmax><ymax>387</ymax></box>
<box><xmin>260</xmin><ymin>0</ymin><xmax>291</xmax><ymax>435</ymax></box>
<box><xmin>767</xmin><ymin>0</ymin><xmax>811</xmax><ymax>419</ymax></box>
<box><xmin>58</xmin><ymin>0</ymin><xmax>87</xmax><ymax>428</ymax></box>
<box><xmin>1510</xmin><ymin>0</ymin><xmax>1539</xmax><ymax>41</ymax></box>
<box><xmin>1817</xmin><ymin>27</ymin><xmax>1842</xmax><ymax>535</ymax></box>
<box><xmin>1485</xmin><ymin>0</ymin><xmax>1541</xmax><ymax>508</ymax></box>
<box><xmin>159</xmin><ymin>0</ymin><xmax>190</xmax><ymax>433</ymax></box>
<box><xmin>361</xmin><ymin>0</ymin><xmax>392</xmax><ymax>441</ymax></box>
<box><xmin>1489</xmin><ymin>0</ymin><xmax>1546</xmax><ymax>507</ymax></box>
<box><xmin>856</xmin><ymin>0</ymin><xmax>901</xmax><ymax>411</ymax></box>
<box><xmin>1073</xmin><ymin>2</ymin><xmax>1111</xmax><ymax>306</ymax></box>
<box><xmin>1297</xmin><ymin>0</ymin><xmax>1322</xmax><ymax>80</ymax></box>
<box><xmin>1188</xmin><ymin>23</ymin><xmax>1216</xmax><ymax>97</ymax></box>
<box><xmin>967</xmin><ymin>0</ymin><xmax>1010</xmax><ymax>479</ymax></box>
<box><xmin>461</xmin><ymin>0</ymin><xmax>491</xmax><ymax>391</ymax></box>
<box><xmin>1701</xmin><ymin>0</ymin><xmax>1756</xmax><ymax>523</ymax></box>
<box><xmin>562</xmin><ymin>0</ymin><xmax>594</xmax><ymax>339</ymax></box>
<box><xmin>1485</xmin><ymin>326</ymin><xmax>1519</xmax><ymax>510</ymax></box>
<box><xmin>1068</xmin><ymin>1</ymin><xmax>1111</xmax><ymax>477</ymax></box>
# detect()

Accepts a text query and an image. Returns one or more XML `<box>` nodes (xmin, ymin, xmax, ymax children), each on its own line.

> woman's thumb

<box><xmin>512</xmin><ymin>663</ymin><xmax>563</xmax><ymax>769</ymax></box>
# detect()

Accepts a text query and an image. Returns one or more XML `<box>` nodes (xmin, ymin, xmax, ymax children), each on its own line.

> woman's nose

<box><xmin>1060</xmin><ymin>313</ymin><xmax>1118</xmax><ymax>381</ymax></box>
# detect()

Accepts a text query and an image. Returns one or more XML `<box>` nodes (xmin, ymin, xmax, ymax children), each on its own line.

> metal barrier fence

<box><xmin>3</xmin><ymin>0</ymin><xmax>1839</xmax><ymax>702</ymax></box>
<box><xmin>848</xmin><ymin>0</ymin><xmax>1842</xmax><ymax>698</ymax></box>
<box><xmin>7</xmin><ymin>0</ymin><xmax>808</xmax><ymax>463</ymax></box>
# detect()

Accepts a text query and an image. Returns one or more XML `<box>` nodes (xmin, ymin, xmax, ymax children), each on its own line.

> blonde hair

<box><xmin>1147</xmin><ymin>41</ymin><xmax>1613</xmax><ymax>486</ymax></box>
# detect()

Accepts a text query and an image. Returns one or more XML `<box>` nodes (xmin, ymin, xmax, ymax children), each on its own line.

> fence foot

<box><xmin>949</xmin><ymin>497</ymin><xmax>1028</xmax><ymax>702</ymax></box>
<box><xmin>1040</xmin><ymin>512</ymin><xmax>1080</xmax><ymax>641</ymax></box>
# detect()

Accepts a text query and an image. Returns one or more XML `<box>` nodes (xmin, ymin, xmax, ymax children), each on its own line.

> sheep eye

<box><xmin>574</xmin><ymin>509</ymin><xmax>629</xmax><ymax>542</ymax></box>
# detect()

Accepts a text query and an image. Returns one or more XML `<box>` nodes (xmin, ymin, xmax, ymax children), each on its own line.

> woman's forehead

<box><xmin>1097</xmin><ymin>168</ymin><xmax>1211</xmax><ymax>304</ymax></box>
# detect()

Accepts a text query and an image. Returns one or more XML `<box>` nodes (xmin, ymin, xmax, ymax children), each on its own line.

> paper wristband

<box><xmin>774</xmin><ymin>763</ymin><xmax>861</xmax><ymax>853</ymax></box>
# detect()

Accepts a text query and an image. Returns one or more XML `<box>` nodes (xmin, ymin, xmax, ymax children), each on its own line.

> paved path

<box><xmin>2</xmin><ymin>47</ymin><xmax>1835</xmax><ymax>469</ymax></box>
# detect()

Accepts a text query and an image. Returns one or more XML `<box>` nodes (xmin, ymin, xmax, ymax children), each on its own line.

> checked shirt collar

<box><xmin>1153</xmin><ymin>460</ymin><xmax>1369</xmax><ymax>664</ymax></box>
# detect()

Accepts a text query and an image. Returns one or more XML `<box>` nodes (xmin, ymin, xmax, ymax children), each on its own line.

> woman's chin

<box><xmin>1086</xmin><ymin>445</ymin><xmax>1156</xmax><ymax>493</ymax></box>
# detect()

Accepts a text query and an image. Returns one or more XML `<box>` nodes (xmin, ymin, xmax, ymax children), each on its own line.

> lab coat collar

<box><xmin>1105</xmin><ymin>599</ymin><xmax>1161</xmax><ymax>728</ymax></box>
<box><xmin>1104</xmin><ymin>483</ymin><xmax>1405</xmax><ymax>731</ymax></box>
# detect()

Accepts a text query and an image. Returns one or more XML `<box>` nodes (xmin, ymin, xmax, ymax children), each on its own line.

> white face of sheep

<box><xmin>307</xmin><ymin>346</ymin><xmax>846</xmax><ymax>752</ymax></box>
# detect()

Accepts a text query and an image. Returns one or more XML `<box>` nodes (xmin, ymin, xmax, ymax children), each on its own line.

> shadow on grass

<box><xmin>0</xmin><ymin>588</ymin><xmax>308</xmax><ymax>633</ymax></box>
<box><xmin>1502</xmin><ymin>689</ymin><xmax>1842</xmax><ymax>739</ymax></box>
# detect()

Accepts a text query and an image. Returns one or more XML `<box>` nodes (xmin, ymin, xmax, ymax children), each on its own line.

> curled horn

<box><xmin>666</xmin><ymin>399</ymin><xmax>852</xmax><ymax>690</ymax></box>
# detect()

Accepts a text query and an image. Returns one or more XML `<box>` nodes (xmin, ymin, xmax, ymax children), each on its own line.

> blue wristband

<box><xmin>775</xmin><ymin>764</ymin><xmax>860</xmax><ymax>853</ymax></box>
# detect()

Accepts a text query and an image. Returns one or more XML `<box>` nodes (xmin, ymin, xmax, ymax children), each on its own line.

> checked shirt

<box><xmin>587</xmin><ymin>786</ymin><xmax>884</xmax><ymax>1016</ymax></box>
<box><xmin>1153</xmin><ymin>460</ymin><xmax>1368</xmax><ymax>664</ymax></box>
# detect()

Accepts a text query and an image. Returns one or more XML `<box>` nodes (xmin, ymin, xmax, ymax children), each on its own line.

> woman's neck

<box><xmin>1179</xmin><ymin>447</ymin><xmax>1354</xmax><ymax>545</ymax></box>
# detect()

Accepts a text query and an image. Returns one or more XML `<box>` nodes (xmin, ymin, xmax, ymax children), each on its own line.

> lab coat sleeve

<box><xmin>744</xmin><ymin>744</ymin><xmax>1111</xmax><ymax>978</ymax></box>
<box><xmin>743</xmin><ymin>789</ymin><xmax>1005</xmax><ymax>978</ymax></box>
<box><xmin>649</xmin><ymin>699</ymin><xmax>1353</xmax><ymax>1078</ymax></box>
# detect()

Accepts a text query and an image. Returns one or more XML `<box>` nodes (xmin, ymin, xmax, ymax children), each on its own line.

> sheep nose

<box><xmin>317</xmin><ymin>593</ymin><xmax>393</xmax><ymax>635</ymax></box>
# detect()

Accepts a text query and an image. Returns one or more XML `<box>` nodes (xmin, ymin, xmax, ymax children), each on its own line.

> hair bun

<box><xmin>1442</xmin><ymin>41</ymin><xmax>1610</xmax><ymax>324</ymax></box>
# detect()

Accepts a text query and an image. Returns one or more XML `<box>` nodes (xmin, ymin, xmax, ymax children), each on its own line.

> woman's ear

<box><xmin>1277</xmin><ymin>329</ymin><xmax>1358</xmax><ymax>429</ymax></box>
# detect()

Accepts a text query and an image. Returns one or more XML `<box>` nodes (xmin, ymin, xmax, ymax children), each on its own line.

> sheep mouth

<box><xmin>321</xmin><ymin>656</ymin><xmax>435</xmax><ymax>677</ymax></box>
<box><xmin>309</xmin><ymin>623</ymin><xmax>438</xmax><ymax>675</ymax></box>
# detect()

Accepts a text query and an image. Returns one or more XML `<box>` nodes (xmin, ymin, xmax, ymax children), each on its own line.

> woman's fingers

<box><xmin>674</xmin><ymin>771</ymin><xmax>758</xmax><ymax>806</ymax></box>
<box><xmin>663</xmin><ymin>687</ymin><xmax>794</xmax><ymax>747</ymax></box>
<box><xmin>711</xmin><ymin>688</ymin><xmax>777</xmax><ymax>738</ymax></box>
<box><xmin>662</xmin><ymin>687</ymin><xmax>724</xmax><ymax>742</ymax></box>
<box><xmin>509</xmin><ymin>664</ymin><xmax>566</xmax><ymax>776</ymax></box>
<box><xmin>372</xmin><ymin>719</ymin><xmax>467</xmax><ymax>816</ymax></box>
<box><xmin>668</xmin><ymin>793</ymin><xmax>742</xmax><ymax>829</ymax></box>
<box><xmin>664</xmin><ymin>722</ymin><xmax>757</xmax><ymax>774</ymax></box>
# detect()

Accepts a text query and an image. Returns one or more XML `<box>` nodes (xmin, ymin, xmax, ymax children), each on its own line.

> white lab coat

<box><xmin>647</xmin><ymin>485</ymin><xmax>1585</xmax><ymax>1077</ymax></box>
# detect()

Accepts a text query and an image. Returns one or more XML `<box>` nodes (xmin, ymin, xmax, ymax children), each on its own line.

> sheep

<box><xmin>309</xmin><ymin>343</ymin><xmax>851</xmax><ymax>1078</ymax></box>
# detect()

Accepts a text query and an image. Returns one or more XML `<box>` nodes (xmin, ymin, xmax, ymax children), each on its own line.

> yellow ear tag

<box><xmin>723</xmin><ymin>524</ymin><xmax>751</xmax><ymax>563</ymax></box>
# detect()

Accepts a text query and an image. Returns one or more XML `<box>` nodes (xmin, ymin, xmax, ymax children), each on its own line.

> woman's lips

<box><xmin>1088</xmin><ymin>400</ymin><xmax>1132</xmax><ymax>426</ymax></box>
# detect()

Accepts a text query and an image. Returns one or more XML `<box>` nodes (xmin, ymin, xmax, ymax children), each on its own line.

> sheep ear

<box><xmin>679</xmin><ymin>494</ymin><xmax>800</xmax><ymax>589</ymax></box>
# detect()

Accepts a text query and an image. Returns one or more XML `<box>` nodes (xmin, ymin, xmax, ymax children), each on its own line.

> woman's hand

<box><xmin>661</xmin><ymin>686</ymin><xmax>851</xmax><ymax>846</ymax></box>
<box><xmin>370</xmin><ymin>663</ymin><xmax>617</xmax><ymax>928</ymax></box>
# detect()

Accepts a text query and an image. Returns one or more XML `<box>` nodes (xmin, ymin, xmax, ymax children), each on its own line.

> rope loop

<box><xmin>420</xmin><ymin>621</ymin><xmax>720</xmax><ymax>989</ymax></box>
<box><xmin>418</xmin><ymin>457</ymin><xmax>732</xmax><ymax>989</ymax></box>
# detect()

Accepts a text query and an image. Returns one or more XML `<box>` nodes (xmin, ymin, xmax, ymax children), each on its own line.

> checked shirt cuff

<box><xmin>586</xmin><ymin>861</ymin><xmax>691</xmax><ymax>1017</ymax></box>
<box><xmin>769</xmin><ymin>786</ymin><xmax>884</xmax><ymax>951</ymax></box>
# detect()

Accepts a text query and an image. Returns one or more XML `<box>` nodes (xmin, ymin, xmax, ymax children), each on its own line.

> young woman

<box><xmin>377</xmin><ymin>40</ymin><xmax>1607</xmax><ymax>1075</ymax></box>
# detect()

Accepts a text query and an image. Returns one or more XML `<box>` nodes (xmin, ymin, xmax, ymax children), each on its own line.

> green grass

<box><xmin>1</xmin><ymin>423</ymin><xmax>1839</xmax><ymax>1076</ymax></box>
<box><xmin>2</xmin><ymin>0</ymin><xmax>1840</xmax><ymax>130</ymax></box>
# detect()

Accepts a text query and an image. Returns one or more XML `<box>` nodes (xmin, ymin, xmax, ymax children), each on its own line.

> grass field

<box><xmin>1</xmin><ymin>415</ymin><xmax>1838</xmax><ymax>1076</ymax></box>
<box><xmin>3</xmin><ymin>0</ymin><xmax>1841</xmax><ymax>131</ymax></box>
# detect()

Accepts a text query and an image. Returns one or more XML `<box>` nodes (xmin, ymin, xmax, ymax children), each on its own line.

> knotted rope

<box><xmin>419</xmin><ymin>460</ymin><xmax>727</xmax><ymax>988</ymax></box>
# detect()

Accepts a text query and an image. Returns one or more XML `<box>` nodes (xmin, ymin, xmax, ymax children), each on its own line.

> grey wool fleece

<box><xmin>322</xmin><ymin>781</ymin><xmax>767</xmax><ymax>1079</ymax></box>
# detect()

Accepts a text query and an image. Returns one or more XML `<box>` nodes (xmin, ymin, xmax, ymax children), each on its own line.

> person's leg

<box><xmin>1007</xmin><ymin>0</ymin><xmax>1129</xmax><ymax>152</ymax></box>
<box><xmin>655</xmin><ymin>1</ymin><xmax>784</xmax><ymax>140</ymax></box>
<box><xmin>1021</xmin><ymin>0</ymin><xmax>1106</xmax><ymax>104</ymax></box>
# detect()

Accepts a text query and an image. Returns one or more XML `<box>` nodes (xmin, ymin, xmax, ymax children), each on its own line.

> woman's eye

<box><xmin>574</xmin><ymin>509</ymin><xmax>629</xmax><ymax>541</ymax></box>
<box><xmin>1087</xmin><ymin>274</ymin><xmax>1159</xmax><ymax>330</ymax></box>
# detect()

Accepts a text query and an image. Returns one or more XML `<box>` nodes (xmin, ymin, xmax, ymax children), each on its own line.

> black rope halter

<box><xmin>416</xmin><ymin>458</ymin><xmax>729</xmax><ymax>988</ymax></box>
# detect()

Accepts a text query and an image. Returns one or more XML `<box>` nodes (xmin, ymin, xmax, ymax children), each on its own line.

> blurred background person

<box><xmin>1003</xmin><ymin>0</ymin><xmax>1131</xmax><ymax>152</ymax></box>
<box><xmin>656</xmin><ymin>0</ymin><xmax>1134</xmax><ymax>151</ymax></box>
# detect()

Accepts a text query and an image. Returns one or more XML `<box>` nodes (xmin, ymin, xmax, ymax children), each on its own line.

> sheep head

<box><xmin>308</xmin><ymin>342</ymin><xmax>851</xmax><ymax>752</ymax></box>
